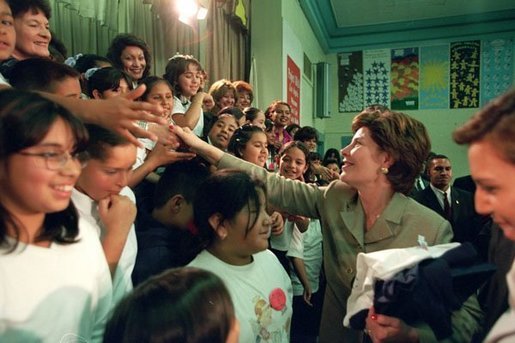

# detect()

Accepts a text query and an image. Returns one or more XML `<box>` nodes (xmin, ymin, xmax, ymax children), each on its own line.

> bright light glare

<box><xmin>197</xmin><ymin>6</ymin><xmax>208</xmax><ymax>19</ymax></box>
<box><xmin>177</xmin><ymin>0</ymin><xmax>198</xmax><ymax>18</ymax></box>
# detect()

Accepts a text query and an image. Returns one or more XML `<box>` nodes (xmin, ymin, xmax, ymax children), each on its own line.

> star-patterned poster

<box><xmin>391</xmin><ymin>48</ymin><xmax>419</xmax><ymax>110</ymax></box>
<box><xmin>481</xmin><ymin>38</ymin><xmax>513</xmax><ymax>106</ymax></box>
<box><xmin>363</xmin><ymin>49</ymin><xmax>390</xmax><ymax>108</ymax></box>
<box><xmin>450</xmin><ymin>41</ymin><xmax>480</xmax><ymax>108</ymax></box>
<box><xmin>419</xmin><ymin>45</ymin><xmax>450</xmax><ymax>109</ymax></box>
<box><xmin>338</xmin><ymin>51</ymin><xmax>364</xmax><ymax>112</ymax></box>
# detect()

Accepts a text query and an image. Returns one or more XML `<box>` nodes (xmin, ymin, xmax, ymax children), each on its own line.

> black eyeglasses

<box><xmin>17</xmin><ymin>151</ymin><xmax>89</xmax><ymax>170</ymax></box>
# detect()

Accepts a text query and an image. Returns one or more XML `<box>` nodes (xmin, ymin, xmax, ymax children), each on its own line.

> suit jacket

<box><xmin>412</xmin><ymin>186</ymin><xmax>484</xmax><ymax>244</ymax></box>
<box><xmin>454</xmin><ymin>175</ymin><xmax>476</xmax><ymax>194</ymax></box>
<box><xmin>218</xmin><ymin>153</ymin><xmax>482</xmax><ymax>343</ymax></box>
<box><xmin>409</xmin><ymin>176</ymin><xmax>429</xmax><ymax>196</ymax></box>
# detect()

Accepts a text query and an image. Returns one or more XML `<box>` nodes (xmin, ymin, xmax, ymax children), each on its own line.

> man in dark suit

<box><xmin>412</xmin><ymin>154</ymin><xmax>490</xmax><ymax>259</ymax></box>
<box><xmin>453</xmin><ymin>174</ymin><xmax>476</xmax><ymax>194</ymax></box>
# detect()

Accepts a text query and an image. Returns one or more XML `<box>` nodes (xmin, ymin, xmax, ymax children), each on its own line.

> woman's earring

<box><xmin>381</xmin><ymin>167</ymin><xmax>389</xmax><ymax>174</ymax></box>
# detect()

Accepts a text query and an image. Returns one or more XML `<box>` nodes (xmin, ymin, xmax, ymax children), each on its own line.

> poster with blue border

<box><xmin>420</xmin><ymin>45</ymin><xmax>449</xmax><ymax>109</ymax></box>
<box><xmin>481</xmin><ymin>39</ymin><xmax>513</xmax><ymax>106</ymax></box>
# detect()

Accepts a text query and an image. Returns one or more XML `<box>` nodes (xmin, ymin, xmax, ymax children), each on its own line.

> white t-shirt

<box><xmin>0</xmin><ymin>221</ymin><xmax>112</xmax><ymax>343</ymax></box>
<box><xmin>286</xmin><ymin>219</ymin><xmax>323</xmax><ymax>295</ymax></box>
<box><xmin>71</xmin><ymin>187</ymin><xmax>137</xmax><ymax>306</ymax></box>
<box><xmin>172</xmin><ymin>96</ymin><xmax>204</xmax><ymax>137</ymax></box>
<box><xmin>485</xmin><ymin>260</ymin><xmax>515</xmax><ymax>343</ymax></box>
<box><xmin>188</xmin><ymin>249</ymin><xmax>293</xmax><ymax>342</ymax></box>
<box><xmin>0</xmin><ymin>73</ymin><xmax>10</xmax><ymax>87</ymax></box>
<box><xmin>270</xmin><ymin>219</ymin><xmax>295</xmax><ymax>252</ymax></box>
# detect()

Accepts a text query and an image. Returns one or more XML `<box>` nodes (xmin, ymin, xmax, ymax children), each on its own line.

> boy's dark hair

<box><xmin>285</xmin><ymin>123</ymin><xmax>301</xmax><ymax>136</ymax></box>
<box><xmin>103</xmin><ymin>267</ymin><xmax>235</xmax><ymax>343</ymax></box>
<box><xmin>243</xmin><ymin>107</ymin><xmax>262</xmax><ymax>122</ymax></box>
<box><xmin>7</xmin><ymin>0</ymin><xmax>51</xmax><ymax>18</ymax></box>
<box><xmin>294</xmin><ymin>126</ymin><xmax>319</xmax><ymax>142</ymax></box>
<box><xmin>9</xmin><ymin>58</ymin><xmax>79</xmax><ymax>93</ymax></box>
<box><xmin>264</xmin><ymin>118</ymin><xmax>274</xmax><ymax>132</ymax></box>
<box><xmin>323</xmin><ymin>158</ymin><xmax>340</xmax><ymax>167</ymax></box>
<box><xmin>194</xmin><ymin>170</ymin><xmax>265</xmax><ymax>246</ymax></box>
<box><xmin>217</xmin><ymin>106</ymin><xmax>244</xmax><ymax>120</ymax></box>
<box><xmin>153</xmin><ymin>160</ymin><xmax>210</xmax><ymax>209</ymax></box>
<box><xmin>74</xmin><ymin>54</ymin><xmax>112</xmax><ymax>73</ymax></box>
<box><xmin>84</xmin><ymin>124</ymin><xmax>130</xmax><ymax>161</ymax></box>
<box><xmin>307</xmin><ymin>151</ymin><xmax>322</xmax><ymax>162</ymax></box>
<box><xmin>87</xmin><ymin>67</ymin><xmax>133</xmax><ymax>98</ymax></box>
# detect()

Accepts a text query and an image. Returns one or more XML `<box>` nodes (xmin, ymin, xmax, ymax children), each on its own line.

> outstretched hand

<box><xmin>94</xmin><ymin>85</ymin><xmax>167</xmax><ymax>146</ymax></box>
<box><xmin>270</xmin><ymin>211</ymin><xmax>285</xmax><ymax>236</ymax></box>
<box><xmin>365</xmin><ymin>307</ymin><xmax>419</xmax><ymax>343</ymax></box>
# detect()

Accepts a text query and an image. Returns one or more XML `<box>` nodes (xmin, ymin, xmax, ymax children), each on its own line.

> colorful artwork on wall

<box><xmin>450</xmin><ymin>40</ymin><xmax>480</xmax><ymax>108</ymax></box>
<box><xmin>390</xmin><ymin>48</ymin><xmax>419</xmax><ymax>110</ymax></box>
<box><xmin>338</xmin><ymin>51</ymin><xmax>363</xmax><ymax>112</ymax></box>
<box><xmin>420</xmin><ymin>45</ymin><xmax>449</xmax><ymax>109</ymax></box>
<box><xmin>481</xmin><ymin>38</ymin><xmax>513</xmax><ymax>106</ymax></box>
<box><xmin>363</xmin><ymin>49</ymin><xmax>390</xmax><ymax>108</ymax></box>
<box><xmin>337</xmin><ymin>38</ymin><xmax>513</xmax><ymax>113</ymax></box>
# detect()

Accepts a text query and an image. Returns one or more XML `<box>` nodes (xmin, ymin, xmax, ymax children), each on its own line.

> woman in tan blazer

<box><xmin>174</xmin><ymin>108</ymin><xmax>482</xmax><ymax>343</ymax></box>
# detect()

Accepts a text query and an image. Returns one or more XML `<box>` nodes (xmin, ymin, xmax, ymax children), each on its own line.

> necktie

<box><xmin>417</xmin><ymin>177</ymin><xmax>425</xmax><ymax>191</ymax></box>
<box><xmin>443</xmin><ymin>192</ymin><xmax>452</xmax><ymax>221</ymax></box>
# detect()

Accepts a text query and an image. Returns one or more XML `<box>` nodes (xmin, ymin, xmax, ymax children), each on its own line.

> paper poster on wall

<box><xmin>419</xmin><ymin>45</ymin><xmax>449</xmax><ymax>109</ymax></box>
<box><xmin>481</xmin><ymin>39</ymin><xmax>513</xmax><ymax>106</ymax></box>
<box><xmin>390</xmin><ymin>48</ymin><xmax>419</xmax><ymax>110</ymax></box>
<box><xmin>450</xmin><ymin>41</ymin><xmax>480</xmax><ymax>108</ymax></box>
<box><xmin>363</xmin><ymin>49</ymin><xmax>391</xmax><ymax>108</ymax></box>
<box><xmin>338</xmin><ymin>51</ymin><xmax>363</xmax><ymax>112</ymax></box>
<box><xmin>286</xmin><ymin>55</ymin><xmax>300</xmax><ymax>124</ymax></box>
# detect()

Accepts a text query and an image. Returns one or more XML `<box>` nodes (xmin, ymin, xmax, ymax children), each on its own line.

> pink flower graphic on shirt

<box><xmin>269</xmin><ymin>288</ymin><xmax>286</xmax><ymax>311</ymax></box>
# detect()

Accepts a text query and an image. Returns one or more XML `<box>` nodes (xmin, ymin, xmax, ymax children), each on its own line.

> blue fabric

<box><xmin>373</xmin><ymin>243</ymin><xmax>495</xmax><ymax>339</ymax></box>
<box><xmin>131</xmin><ymin>201</ymin><xmax>201</xmax><ymax>286</ymax></box>
<box><xmin>349</xmin><ymin>243</ymin><xmax>495</xmax><ymax>339</ymax></box>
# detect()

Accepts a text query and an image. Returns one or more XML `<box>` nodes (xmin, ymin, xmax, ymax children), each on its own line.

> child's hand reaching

<box><xmin>269</xmin><ymin>211</ymin><xmax>285</xmax><ymax>236</ymax></box>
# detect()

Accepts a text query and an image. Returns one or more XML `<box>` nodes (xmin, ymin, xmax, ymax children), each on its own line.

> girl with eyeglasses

<box><xmin>0</xmin><ymin>89</ymin><xmax>112</xmax><ymax>342</ymax></box>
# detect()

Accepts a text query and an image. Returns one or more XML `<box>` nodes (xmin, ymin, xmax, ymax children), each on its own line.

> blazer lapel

<box><xmin>340</xmin><ymin>193</ymin><xmax>365</xmax><ymax>245</ymax></box>
<box><xmin>366</xmin><ymin>193</ymin><xmax>405</xmax><ymax>244</ymax></box>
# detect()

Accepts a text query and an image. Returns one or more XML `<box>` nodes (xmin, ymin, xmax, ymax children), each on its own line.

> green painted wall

<box><xmin>323</xmin><ymin>45</ymin><xmax>515</xmax><ymax>178</ymax></box>
<box><xmin>250</xmin><ymin>0</ymin><xmax>282</xmax><ymax>111</ymax></box>
<box><xmin>251</xmin><ymin>0</ymin><xmax>326</xmax><ymax>131</ymax></box>
<box><xmin>251</xmin><ymin>0</ymin><xmax>514</xmax><ymax>177</ymax></box>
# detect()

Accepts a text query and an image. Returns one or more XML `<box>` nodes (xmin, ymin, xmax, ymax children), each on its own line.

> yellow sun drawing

<box><xmin>422</xmin><ymin>61</ymin><xmax>448</xmax><ymax>92</ymax></box>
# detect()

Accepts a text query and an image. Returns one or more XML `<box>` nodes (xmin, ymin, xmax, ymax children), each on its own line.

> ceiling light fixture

<box><xmin>177</xmin><ymin>0</ymin><xmax>208</xmax><ymax>26</ymax></box>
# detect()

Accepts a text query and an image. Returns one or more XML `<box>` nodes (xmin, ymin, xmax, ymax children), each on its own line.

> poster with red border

<box><xmin>287</xmin><ymin>55</ymin><xmax>300</xmax><ymax>124</ymax></box>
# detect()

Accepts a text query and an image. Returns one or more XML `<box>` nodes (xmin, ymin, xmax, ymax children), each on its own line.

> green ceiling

<box><xmin>299</xmin><ymin>0</ymin><xmax>515</xmax><ymax>52</ymax></box>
